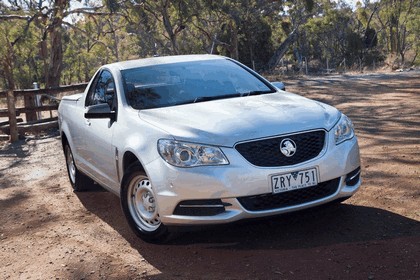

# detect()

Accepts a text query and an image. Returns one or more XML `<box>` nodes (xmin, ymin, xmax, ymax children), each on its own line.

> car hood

<box><xmin>138</xmin><ymin>92</ymin><xmax>340</xmax><ymax>147</ymax></box>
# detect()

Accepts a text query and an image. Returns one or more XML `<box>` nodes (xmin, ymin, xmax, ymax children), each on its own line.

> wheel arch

<box><xmin>61</xmin><ymin>131</ymin><xmax>69</xmax><ymax>151</ymax></box>
<box><xmin>59</xmin><ymin>119</ymin><xmax>75</xmax><ymax>153</ymax></box>
<box><xmin>122</xmin><ymin>151</ymin><xmax>145</xmax><ymax>176</ymax></box>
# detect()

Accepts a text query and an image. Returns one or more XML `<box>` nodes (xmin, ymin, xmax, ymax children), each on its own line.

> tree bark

<box><xmin>266</xmin><ymin>29</ymin><xmax>298</xmax><ymax>71</ymax></box>
<box><xmin>161</xmin><ymin>0</ymin><xmax>179</xmax><ymax>54</ymax></box>
<box><xmin>3</xmin><ymin>42</ymin><xmax>19</xmax><ymax>142</ymax></box>
<box><xmin>45</xmin><ymin>0</ymin><xmax>67</xmax><ymax>88</ymax></box>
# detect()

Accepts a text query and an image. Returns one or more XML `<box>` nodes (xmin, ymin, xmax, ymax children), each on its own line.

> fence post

<box><xmin>281</xmin><ymin>58</ymin><xmax>285</xmax><ymax>74</ymax></box>
<box><xmin>24</xmin><ymin>89</ymin><xmax>37</xmax><ymax>122</ymax></box>
<box><xmin>327</xmin><ymin>58</ymin><xmax>329</xmax><ymax>73</ymax></box>
<box><xmin>33</xmin><ymin>82</ymin><xmax>42</xmax><ymax>120</ymax></box>
<box><xmin>7</xmin><ymin>90</ymin><xmax>19</xmax><ymax>142</ymax></box>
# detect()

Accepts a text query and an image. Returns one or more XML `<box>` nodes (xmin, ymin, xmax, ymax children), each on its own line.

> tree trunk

<box><xmin>3</xmin><ymin>42</ymin><xmax>19</xmax><ymax>142</ymax></box>
<box><xmin>161</xmin><ymin>0</ymin><xmax>179</xmax><ymax>54</ymax></box>
<box><xmin>45</xmin><ymin>0</ymin><xmax>66</xmax><ymax>88</ymax></box>
<box><xmin>46</xmin><ymin>27</ymin><xmax>63</xmax><ymax>88</ymax></box>
<box><xmin>231</xmin><ymin>25</ymin><xmax>239</xmax><ymax>60</ymax></box>
<box><xmin>410</xmin><ymin>51</ymin><xmax>417</xmax><ymax>65</ymax></box>
<box><xmin>400</xmin><ymin>51</ymin><xmax>405</xmax><ymax>67</ymax></box>
<box><xmin>266</xmin><ymin>29</ymin><xmax>298</xmax><ymax>71</ymax></box>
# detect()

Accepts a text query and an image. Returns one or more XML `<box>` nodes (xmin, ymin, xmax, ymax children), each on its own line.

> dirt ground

<box><xmin>1</xmin><ymin>71</ymin><xmax>419</xmax><ymax>280</ymax></box>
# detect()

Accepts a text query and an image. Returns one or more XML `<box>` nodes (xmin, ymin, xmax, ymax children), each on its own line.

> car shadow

<box><xmin>72</xmin><ymin>73</ymin><xmax>420</xmax><ymax>278</ymax></box>
<box><xmin>75</xmin><ymin>189</ymin><xmax>420</xmax><ymax>278</ymax></box>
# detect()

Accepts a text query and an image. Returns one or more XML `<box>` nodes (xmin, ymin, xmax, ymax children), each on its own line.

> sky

<box><xmin>341</xmin><ymin>0</ymin><xmax>361</xmax><ymax>7</ymax></box>
<box><xmin>334</xmin><ymin>0</ymin><xmax>380</xmax><ymax>9</ymax></box>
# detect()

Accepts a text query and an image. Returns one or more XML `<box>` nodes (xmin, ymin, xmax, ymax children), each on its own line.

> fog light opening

<box><xmin>345</xmin><ymin>167</ymin><xmax>361</xmax><ymax>187</ymax></box>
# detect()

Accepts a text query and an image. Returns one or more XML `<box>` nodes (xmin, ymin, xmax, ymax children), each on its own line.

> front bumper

<box><xmin>145</xmin><ymin>133</ymin><xmax>361</xmax><ymax>226</ymax></box>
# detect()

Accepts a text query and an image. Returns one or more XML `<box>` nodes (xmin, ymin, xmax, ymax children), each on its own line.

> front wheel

<box><xmin>120</xmin><ymin>164</ymin><xmax>169</xmax><ymax>243</ymax></box>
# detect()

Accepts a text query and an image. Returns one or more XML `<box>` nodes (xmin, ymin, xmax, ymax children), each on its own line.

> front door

<box><xmin>82</xmin><ymin>69</ymin><xmax>119</xmax><ymax>190</ymax></box>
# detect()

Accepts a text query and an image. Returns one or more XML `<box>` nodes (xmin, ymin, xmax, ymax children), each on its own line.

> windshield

<box><xmin>122</xmin><ymin>59</ymin><xmax>274</xmax><ymax>110</ymax></box>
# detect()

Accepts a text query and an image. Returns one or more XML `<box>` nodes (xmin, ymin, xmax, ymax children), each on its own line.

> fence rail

<box><xmin>0</xmin><ymin>105</ymin><xmax>60</xmax><ymax>118</ymax></box>
<box><xmin>0</xmin><ymin>83</ymin><xmax>88</xmax><ymax>142</ymax></box>
<box><xmin>0</xmin><ymin>83</ymin><xmax>89</xmax><ymax>99</ymax></box>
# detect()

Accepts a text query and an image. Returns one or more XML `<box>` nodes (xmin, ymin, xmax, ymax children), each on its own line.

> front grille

<box><xmin>235</xmin><ymin>130</ymin><xmax>326</xmax><ymax>167</ymax></box>
<box><xmin>173</xmin><ymin>199</ymin><xmax>227</xmax><ymax>216</ymax></box>
<box><xmin>237</xmin><ymin>178</ymin><xmax>340</xmax><ymax>211</ymax></box>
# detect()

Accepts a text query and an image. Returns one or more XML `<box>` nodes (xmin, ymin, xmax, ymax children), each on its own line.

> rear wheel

<box><xmin>64</xmin><ymin>144</ymin><xmax>94</xmax><ymax>191</ymax></box>
<box><xmin>121</xmin><ymin>164</ymin><xmax>169</xmax><ymax>243</ymax></box>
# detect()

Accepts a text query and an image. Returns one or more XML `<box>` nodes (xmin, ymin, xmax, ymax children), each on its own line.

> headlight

<box><xmin>157</xmin><ymin>139</ymin><xmax>229</xmax><ymax>167</ymax></box>
<box><xmin>334</xmin><ymin>114</ymin><xmax>355</xmax><ymax>144</ymax></box>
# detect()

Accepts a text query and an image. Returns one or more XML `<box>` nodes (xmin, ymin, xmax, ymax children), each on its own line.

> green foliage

<box><xmin>0</xmin><ymin>0</ymin><xmax>419</xmax><ymax>90</ymax></box>
<box><xmin>0</xmin><ymin>8</ymin><xmax>41</xmax><ymax>89</ymax></box>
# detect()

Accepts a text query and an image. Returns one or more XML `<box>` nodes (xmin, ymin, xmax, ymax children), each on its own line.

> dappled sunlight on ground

<box><xmin>1</xmin><ymin>72</ymin><xmax>419</xmax><ymax>279</ymax></box>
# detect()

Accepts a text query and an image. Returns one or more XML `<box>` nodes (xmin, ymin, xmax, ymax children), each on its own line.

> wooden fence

<box><xmin>0</xmin><ymin>83</ymin><xmax>88</xmax><ymax>142</ymax></box>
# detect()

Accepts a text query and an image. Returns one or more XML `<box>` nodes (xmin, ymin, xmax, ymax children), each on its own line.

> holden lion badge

<box><xmin>280</xmin><ymin>138</ymin><xmax>297</xmax><ymax>157</ymax></box>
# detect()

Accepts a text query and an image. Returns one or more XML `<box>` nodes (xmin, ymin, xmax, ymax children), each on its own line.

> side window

<box><xmin>86</xmin><ymin>70</ymin><xmax>116</xmax><ymax>110</ymax></box>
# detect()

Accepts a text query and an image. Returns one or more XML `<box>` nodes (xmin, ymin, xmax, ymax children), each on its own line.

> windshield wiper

<box><xmin>169</xmin><ymin>93</ymin><xmax>240</xmax><ymax>106</ymax></box>
<box><xmin>241</xmin><ymin>90</ymin><xmax>274</xmax><ymax>97</ymax></box>
<box><xmin>171</xmin><ymin>91</ymin><xmax>272</xmax><ymax>106</ymax></box>
<box><xmin>193</xmin><ymin>93</ymin><xmax>242</xmax><ymax>103</ymax></box>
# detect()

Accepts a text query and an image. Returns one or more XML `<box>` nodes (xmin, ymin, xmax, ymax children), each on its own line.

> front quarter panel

<box><xmin>113</xmin><ymin>108</ymin><xmax>173</xmax><ymax>190</ymax></box>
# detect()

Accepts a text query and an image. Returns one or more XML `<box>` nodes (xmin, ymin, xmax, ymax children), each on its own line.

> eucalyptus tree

<box><xmin>0</xmin><ymin>0</ymin><xmax>117</xmax><ymax>88</ymax></box>
<box><xmin>376</xmin><ymin>0</ymin><xmax>419</xmax><ymax>67</ymax></box>
<box><xmin>266</xmin><ymin>0</ymin><xmax>316</xmax><ymax>70</ymax></box>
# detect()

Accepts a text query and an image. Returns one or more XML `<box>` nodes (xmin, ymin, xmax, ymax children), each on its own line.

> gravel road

<box><xmin>1</xmin><ymin>71</ymin><xmax>419</xmax><ymax>279</ymax></box>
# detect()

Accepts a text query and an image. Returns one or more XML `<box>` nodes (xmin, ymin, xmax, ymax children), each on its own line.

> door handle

<box><xmin>85</xmin><ymin>119</ymin><xmax>91</xmax><ymax>126</ymax></box>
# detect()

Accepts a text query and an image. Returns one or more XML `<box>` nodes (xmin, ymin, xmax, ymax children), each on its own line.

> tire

<box><xmin>64</xmin><ymin>144</ymin><xmax>94</xmax><ymax>192</ymax></box>
<box><xmin>120</xmin><ymin>163</ymin><xmax>169</xmax><ymax>243</ymax></box>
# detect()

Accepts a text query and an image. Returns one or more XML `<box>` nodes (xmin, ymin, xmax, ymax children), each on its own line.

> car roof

<box><xmin>104</xmin><ymin>54</ymin><xmax>227</xmax><ymax>71</ymax></box>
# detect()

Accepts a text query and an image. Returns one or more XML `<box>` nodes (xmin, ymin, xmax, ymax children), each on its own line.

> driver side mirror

<box><xmin>85</xmin><ymin>103</ymin><xmax>116</xmax><ymax>121</ymax></box>
<box><xmin>271</xmin><ymin>81</ymin><xmax>286</xmax><ymax>91</ymax></box>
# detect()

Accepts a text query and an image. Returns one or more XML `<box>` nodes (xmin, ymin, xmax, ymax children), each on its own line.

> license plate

<box><xmin>271</xmin><ymin>168</ymin><xmax>318</xmax><ymax>194</ymax></box>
